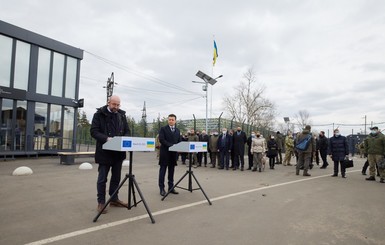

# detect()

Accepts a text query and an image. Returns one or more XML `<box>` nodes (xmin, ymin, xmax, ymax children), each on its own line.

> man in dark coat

<box><xmin>91</xmin><ymin>95</ymin><xmax>130</xmax><ymax>214</ymax></box>
<box><xmin>328</xmin><ymin>129</ymin><xmax>349</xmax><ymax>178</ymax></box>
<box><xmin>158</xmin><ymin>114</ymin><xmax>182</xmax><ymax>196</ymax></box>
<box><xmin>318</xmin><ymin>131</ymin><xmax>329</xmax><ymax>169</ymax></box>
<box><xmin>232</xmin><ymin>126</ymin><xmax>247</xmax><ymax>171</ymax></box>
<box><xmin>217</xmin><ymin>128</ymin><xmax>233</xmax><ymax>170</ymax></box>
<box><xmin>275</xmin><ymin>131</ymin><xmax>284</xmax><ymax>164</ymax></box>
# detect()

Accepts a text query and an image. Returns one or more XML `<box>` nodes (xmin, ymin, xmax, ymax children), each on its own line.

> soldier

<box><xmin>295</xmin><ymin>125</ymin><xmax>315</xmax><ymax>176</ymax></box>
<box><xmin>364</xmin><ymin>126</ymin><xmax>385</xmax><ymax>183</ymax></box>
<box><xmin>209</xmin><ymin>130</ymin><xmax>219</xmax><ymax>168</ymax></box>
<box><xmin>187</xmin><ymin>129</ymin><xmax>199</xmax><ymax>167</ymax></box>
<box><xmin>283</xmin><ymin>132</ymin><xmax>294</xmax><ymax>166</ymax></box>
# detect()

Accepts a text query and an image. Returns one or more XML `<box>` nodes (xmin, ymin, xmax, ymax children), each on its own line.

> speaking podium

<box><xmin>161</xmin><ymin>141</ymin><xmax>212</xmax><ymax>205</ymax></box>
<box><xmin>93</xmin><ymin>137</ymin><xmax>156</xmax><ymax>223</ymax></box>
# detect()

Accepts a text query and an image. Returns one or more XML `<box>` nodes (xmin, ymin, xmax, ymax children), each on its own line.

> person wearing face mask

<box><xmin>328</xmin><ymin>129</ymin><xmax>349</xmax><ymax>178</ymax></box>
<box><xmin>318</xmin><ymin>131</ymin><xmax>329</xmax><ymax>169</ymax></box>
<box><xmin>364</xmin><ymin>126</ymin><xmax>385</xmax><ymax>183</ymax></box>
<box><xmin>232</xmin><ymin>126</ymin><xmax>247</xmax><ymax>171</ymax></box>
<box><xmin>250</xmin><ymin>131</ymin><xmax>266</xmax><ymax>172</ymax></box>
<box><xmin>209</xmin><ymin>131</ymin><xmax>219</xmax><ymax>168</ymax></box>
<box><xmin>266</xmin><ymin>135</ymin><xmax>278</xmax><ymax>169</ymax></box>
<box><xmin>217</xmin><ymin>128</ymin><xmax>233</xmax><ymax>170</ymax></box>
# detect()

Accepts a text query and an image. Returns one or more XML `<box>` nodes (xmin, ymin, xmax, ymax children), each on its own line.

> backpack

<box><xmin>295</xmin><ymin>134</ymin><xmax>312</xmax><ymax>151</ymax></box>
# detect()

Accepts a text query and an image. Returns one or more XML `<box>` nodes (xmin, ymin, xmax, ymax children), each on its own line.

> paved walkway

<box><xmin>0</xmin><ymin>153</ymin><xmax>384</xmax><ymax>245</ymax></box>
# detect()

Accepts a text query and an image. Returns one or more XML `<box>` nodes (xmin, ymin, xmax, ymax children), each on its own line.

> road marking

<box><xmin>25</xmin><ymin>169</ymin><xmax>361</xmax><ymax>245</ymax></box>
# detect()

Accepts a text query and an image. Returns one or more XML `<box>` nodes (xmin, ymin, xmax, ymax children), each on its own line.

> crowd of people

<box><xmin>155</xmin><ymin>124</ymin><xmax>385</xmax><ymax>184</ymax></box>
<box><xmin>90</xmin><ymin>95</ymin><xmax>384</xmax><ymax>214</ymax></box>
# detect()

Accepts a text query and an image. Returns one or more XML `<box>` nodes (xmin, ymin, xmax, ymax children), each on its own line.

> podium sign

<box><xmin>169</xmin><ymin>141</ymin><xmax>207</xmax><ymax>153</ymax></box>
<box><xmin>103</xmin><ymin>137</ymin><xmax>155</xmax><ymax>152</ymax></box>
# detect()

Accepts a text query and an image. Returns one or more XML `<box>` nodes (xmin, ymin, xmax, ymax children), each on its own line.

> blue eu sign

<box><xmin>122</xmin><ymin>140</ymin><xmax>132</xmax><ymax>148</ymax></box>
<box><xmin>190</xmin><ymin>144</ymin><xmax>195</xmax><ymax>150</ymax></box>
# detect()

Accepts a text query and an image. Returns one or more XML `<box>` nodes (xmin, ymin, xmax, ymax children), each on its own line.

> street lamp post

<box><xmin>193</xmin><ymin>71</ymin><xmax>223</xmax><ymax>133</ymax></box>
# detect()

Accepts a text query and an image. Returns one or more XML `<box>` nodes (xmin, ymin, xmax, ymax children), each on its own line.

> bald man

<box><xmin>91</xmin><ymin>95</ymin><xmax>131</xmax><ymax>214</ymax></box>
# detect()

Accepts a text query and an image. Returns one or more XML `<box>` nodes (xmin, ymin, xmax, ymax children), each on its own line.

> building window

<box><xmin>36</xmin><ymin>48</ymin><xmax>51</xmax><ymax>94</ymax></box>
<box><xmin>1</xmin><ymin>99</ymin><xmax>13</xmax><ymax>150</ymax></box>
<box><xmin>34</xmin><ymin>102</ymin><xmax>48</xmax><ymax>150</ymax></box>
<box><xmin>62</xmin><ymin>107</ymin><xmax>74</xmax><ymax>149</ymax></box>
<box><xmin>65</xmin><ymin>57</ymin><xmax>77</xmax><ymax>99</ymax></box>
<box><xmin>51</xmin><ymin>52</ymin><xmax>65</xmax><ymax>97</ymax></box>
<box><xmin>0</xmin><ymin>35</ymin><xmax>12</xmax><ymax>87</ymax></box>
<box><xmin>14</xmin><ymin>40</ymin><xmax>31</xmax><ymax>90</ymax></box>
<box><xmin>49</xmin><ymin>104</ymin><xmax>62</xmax><ymax>149</ymax></box>
<box><xmin>16</xmin><ymin>100</ymin><xmax>27</xmax><ymax>150</ymax></box>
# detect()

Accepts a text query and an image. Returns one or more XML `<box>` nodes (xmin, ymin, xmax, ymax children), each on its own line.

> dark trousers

<box><xmin>320</xmin><ymin>150</ymin><xmax>328</xmax><ymax>167</ymax></box>
<box><xmin>234</xmin><ymin>153</ymin><xmax>245</xmax><ymax>168</ymax></box>
<box><xmin>220</xmin><ymin>150</ymin><xmax>230</xmax><ymax>168</ymax></box>
<box><xmin>248</xmin><ymin>151</ymin><xmax>253</xmax><ymax>169</ymax></box>
<box><xmin>269</xmin><ymin>157</ymin><xmax>276</xmax><ymax>169</ymax></box>
<box><xmin>158</xmin><ymin>163</ymin><xmax>175</xmax><ymax>191</ymax></box>
<box><xmin>333</xmin><ymin>160</ymin><xmax>346</xmax><ymax>176</ymax></box>
<box><xmin>97</xmin><ymin>161</ymin><xmax>123</xmax><ymax>204</ymax></box>
<box><xmin>181</xmin><ymin>153</ymin><xmax>188</xmax><ymax>164</ymax></box>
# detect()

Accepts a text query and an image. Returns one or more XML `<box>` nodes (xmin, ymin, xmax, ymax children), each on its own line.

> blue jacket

<box><xmin>328</xmin><ymin>135</ymin><xmax>349</xmax><ymax>161</ymax></box>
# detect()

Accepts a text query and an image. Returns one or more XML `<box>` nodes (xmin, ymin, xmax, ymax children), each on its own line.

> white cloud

<box><xmin>1</xmin><ymin>0</ymin><xmax>385</xmax><ymax>135</ymax></box>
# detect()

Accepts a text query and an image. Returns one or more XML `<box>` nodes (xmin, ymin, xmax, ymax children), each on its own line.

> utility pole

<box><xmin>103</xmin><ymin>72</ymin><xmax>116</xmax><ymax>103</ymax></box>
<box><xmin>141</xmin><ymin>101</ymin><xmax>147</xmax><ymax>137</ymax></box>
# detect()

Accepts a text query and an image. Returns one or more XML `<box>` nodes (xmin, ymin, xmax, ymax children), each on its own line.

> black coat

<box><xmin>318</xmin><ymin>135</ymin><xmax>329</xmax><ymax>153</ymax></box>
<box><xmin>266</xmin><ymin>139</ymin><xmax>278</xmax><ymax>158</ymax></box>
<box><xmin>90</xmin><ymin>105</ymin><xmax>130</xmax><ymax>164</ymax></box>
<box><xmin>158</xmin><ymin>125</ymin><xmax>181</xmax><ymax>166</ymax></box>
<box><xmin>233</xmin><ymin>131</ymin><xmax>247</xmax><ymax>155</ymax></box>
<box><xmin>217</xmin><ymin>133</ymin><xmax>232</xmax><ymax>151</ymax></box>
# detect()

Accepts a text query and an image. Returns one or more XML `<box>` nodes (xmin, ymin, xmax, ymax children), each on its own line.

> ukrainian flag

<box><xmin>213</xmin><ymin>40</ymin><xmax>218</xmax><ymax>66</ymax></box>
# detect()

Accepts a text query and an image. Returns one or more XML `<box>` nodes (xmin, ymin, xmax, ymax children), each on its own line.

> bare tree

<box><xmin>293</xmin><ymin>110</ymin><xmax>312</xmax><ymax>131</ymax></box>
<box><xmin>224</xmin><ymin>67</ymin><xmax>276</xmax><ymax>130</ymax></box>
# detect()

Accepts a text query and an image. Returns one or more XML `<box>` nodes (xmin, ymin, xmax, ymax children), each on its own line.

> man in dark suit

<box><xmin>91</xmin><ymin>95</ymin><xmax>130</xmax><ymax>214</ymax></box>
<box><xmin>233</xmin><ymin>126</ymin><xmax>247</xmax><ymax>171</ymax></box>
<box><xmin>158</xmin><ymin>114</ymin><xmax>182</xmax><ymax>196</ymax></box>
<box><xmin>217</xmin><ymin>128</ymin><xmax>233</xmax><ymax>170</ymax></box>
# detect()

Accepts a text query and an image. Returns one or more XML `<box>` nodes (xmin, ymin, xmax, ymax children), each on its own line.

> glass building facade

<box><xmin>0</xmin><ymin>20</ymin><xmax>83</xmax><ymax>155</ymax></box>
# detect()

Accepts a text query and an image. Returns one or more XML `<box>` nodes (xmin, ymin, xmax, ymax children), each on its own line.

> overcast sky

<box><xmin>2</xmin><ymin>0</ymin><xmax>385</xmax><ymax>135</ymax></box>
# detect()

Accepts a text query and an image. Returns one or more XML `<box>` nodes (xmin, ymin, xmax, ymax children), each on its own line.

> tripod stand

<box><xmin>93</xmin><ymin>151</ymin><xmax>155</xmax><ymax>223</ymax></box>
<box><xmin>161</xmin><ymin>155</ymin><xmax>212</xmax><ymax>205</ymax></box>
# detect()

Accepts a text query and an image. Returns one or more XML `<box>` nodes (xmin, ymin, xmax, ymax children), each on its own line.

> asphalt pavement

<box><xmin>0</xmin><ymin>153</ymin><xmax>384</xmax><ymax>245</ymax></box>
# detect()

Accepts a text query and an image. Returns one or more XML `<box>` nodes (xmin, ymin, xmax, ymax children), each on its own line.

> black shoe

<box><xmin>342</xmin><ymin>175</ymin><xmax>346</xmax><ymax>178</ymax></box>
<box><xmin>259</xmin><ymin>168</ymin><xmax>262</xmax><ymax>172</ymax></box>
<box><xmin>380</xmin><ymin>178</ymin><xmax>384</xmax><ymax>183</ymax></box>
<box><xmin>169</xmin><ymin>189</ymin><xmax>179</xmax><ymax>194</ymax></box>
<box><xmin>331</xmin><ymin>174</ymin><xmax>338</xmax><ymax>177</ymax></box>
<box><xmin>226</xmin><ymin>167</ymin><xmax>229</xmax><ymax>170</ymax></box>
<box><xmin>252</xmin><ymin>168</ymin><xmax>257</xmax><ymax>172</ymax></box>
<box><xmin>210</xmin><ymin>165</ymin><xmax>216</xmax><ymax>168</ymax></box>
<box><xmin>160</xmin><ymin>189</ymin><xmax>166</xmax><ymax>196</ymax></box>
<box><xmin>247</xmin><ymin>167</ymin><xmax>252</xmax><ymax>170</ymax></box>
<box><xmin>218</xmin><ymin>167</ymin><xmax>224</xmax><ymax>170</ymax></box>
<box><xmin>320</xmin><ymin>166</ymin><xmax>326</xmax><ymax>169</ymax></box>
<box><xmin>366</xmin><ymin>176</ymin><xmax>376</xmax><ymax>181</ymax></box>
<box><xmin>241</xmin><ymin>167</ymin><xmax>244</xmax><ymax>171</ymax></box>
<box><xmin>362</xmin><ymin>172</ymin><xmax>367</xmax><ymax>175</ymax></box>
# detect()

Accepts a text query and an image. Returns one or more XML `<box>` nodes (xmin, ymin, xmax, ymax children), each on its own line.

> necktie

<box><xmin>171</xmin><ymin>127</ymin><xmax>175</xmax><ymax>132</ymax></box>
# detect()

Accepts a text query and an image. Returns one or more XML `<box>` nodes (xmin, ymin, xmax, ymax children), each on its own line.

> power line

<box><xmin>84</xmin><ymin>50</ymin><xmax>198</xmax><ymax>95</ymax></box>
